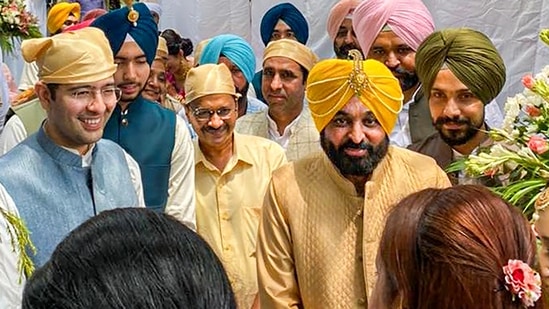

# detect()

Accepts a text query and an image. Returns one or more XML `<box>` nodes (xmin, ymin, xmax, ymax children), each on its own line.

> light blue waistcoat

<box><xmin>0</xmin><ymin>128</ymin><xmax>139</xmax><ymax>266</ymax></box>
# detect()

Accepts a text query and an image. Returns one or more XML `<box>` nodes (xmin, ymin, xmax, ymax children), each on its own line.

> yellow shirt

<box><xmin>194</xmin><ymin>133</ymin><xmax>287</xmax><ymax>309</ymax></box>
<box><xmin>257</xmin><ymin>146</ymin><xmax>451</xmax><ymax>308</ymax></box>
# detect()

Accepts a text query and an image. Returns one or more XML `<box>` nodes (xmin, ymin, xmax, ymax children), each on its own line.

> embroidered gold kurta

<box><xmin>257</xmin><ymin>146</ymin><xmax>451</xmax><ymax>308</ymax></box>
<box><xmin>195</xmin><ymin>133</ymin><xmax>287</xmax><ymax>309</ymax></box>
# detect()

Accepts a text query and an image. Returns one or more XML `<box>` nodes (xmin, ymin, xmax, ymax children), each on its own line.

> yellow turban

<box><xmin>47</xmin><ymin>2</ymin><xmax>81</xmax><ymax>34</ymax></box>
<box><xmin>21</xmin><ymin>27</ymin><xmax>116</xmax><ymax>84</ymax></box>
<box><xmin>184</xmin><ymin>63</ymin><xmax>240</xmax><ymax>104</ymax></box>
<box><xmin>306</xmin><ymin>54</ymin><xmax>403</xmax><ymax>134</ymax></box>
<box><xmin>156</xmin><ymin>37</ymin><xmax>168</xmax><ymax>61</ymax></box>
<box><xmin>263</xmin><ymin>39</ymin><xmax>318</xmax><ymax>71</ymax></box>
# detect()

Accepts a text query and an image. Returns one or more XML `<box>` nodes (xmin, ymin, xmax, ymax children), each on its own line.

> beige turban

<box><xmin>156</xmin><ymin>37</ymin><xmax>168</xmax><ymax>61</ymax></box>
<box><xmin>415</xmin><ymin>28</ymin><xmax>506</xmax><ymax>105</ymax></box>
<box><xmin>263</xmin><ymin>39</ymin><xmax>318</xmax><ymax>71</ymax></box>
<box><xmin>193</xmin><ymin>39</ymin><xmax>211</xmax><ymax>66</ymax></box>
<box><xmin>327</xmin><ymin>0</ymin><xmax>361</xmax><ymax>41</ymax></box>
<box><xmin>184</xmin><ymin>63</ymin><xmax>240</xmax><ymax>104</ymax></box>
<box><xmin>21</xmin><ymin>27</ymin><xmax>116</xmax><ymax>84</ymax></box>
<box><xmin>306</xmin><ymin>54</ymin><xmax>403</xmax><ymax>133</ymax></box>
<box><xmin>47</xmin><ymin>2</ymin><xmax>80</xmax><ymax>34</ymax></box>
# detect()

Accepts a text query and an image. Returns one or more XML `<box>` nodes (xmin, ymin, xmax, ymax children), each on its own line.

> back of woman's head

<box><xmin>373</xmin><ymin>185</ymin><xmax>540</xmax><ymax>309</ymax></box>
<box><xmin>160</xmin><ymin>28</ymin><xmax>194</xmax><ymax>57</ymax></box>
<box><xmin>22</xmin><ymin>208</ymin><xmax>236</xmax><ymax>309</ymax></box>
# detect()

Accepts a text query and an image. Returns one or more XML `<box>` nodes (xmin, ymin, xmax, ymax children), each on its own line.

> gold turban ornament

<box><xmin>263</xmin><ymin>39</ymin><xmax>318</xmax><ymax>71</ymax></box>
<box><xmin>415</xmin><ymin>28</ymin><xmax>506</xmax><ymax>105</ymax></box>
<box><xmin>306</xmin><ymin>50</ymin><xmax>403</xmax><ymax>133</ymax></box>
<box><xmin>21</xmin><ymin>27</ymin><xmax>117</xmax><ymax>84</ymax></box>
<box><xmin>184</xmin><ymin>63</ymin><xmax>241</xmax><ymax>104</ymax></box>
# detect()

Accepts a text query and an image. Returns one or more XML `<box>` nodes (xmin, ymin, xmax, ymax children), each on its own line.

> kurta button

<box><xmin>357</xmin><ymin>297</ymin><xmax>366</xmax><ymax>306</ymax></box>
<box><xmin>121</xmin><ymin>118</ymin><xmax>128</xmax><ymax>126</ymax></box>
<box><xmin>357</xmin><ymin>209</ymin><xmax>363</xmax><ymax>217</ymax></box>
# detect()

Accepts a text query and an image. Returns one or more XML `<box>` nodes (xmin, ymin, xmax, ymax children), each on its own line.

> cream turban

<box><xmin>156</xmin><ymin>37</ymin><xmax>168</xmax><ymax>61</ymax></box>
<box><xmin>306</xmin><ymin>54</ymin><xmax>403</xmax><ymax>133</ymax></box>
<box><xmin>21</xmin><ymin>27</ymin><xmax>116</xmax><ymax>84</ymax></box>
<box><xmin>415</xmin><ymin>28</ymin><xmax>506</xmax><ymax>105</ymax></box>
<box><xmin>352</xmin><ymin>0</ymin><xmax>434</xmax><ymax>53</ymax></box>
<box><xmin>47</xmin><ymin>2</ymin><xmax>81</xmax><ymax>34</ymax></box>
<box><xmin>327</xmin><ymin>0</ymin><xmax>361</xmax><ymax>41</ymax></box>
<box><xmin>184</xmin><ymin>63</ymin><xmax>240</xmax><ymax>104</ymax></box>
<box><xmin>263</xmin><ymin>39</ymin><xmax>318</xmax><ymax>71</ymax></box>
<box><xmin>193</xmin><ymin>39</ymin><xmax>211</xmax><ymax>65</ymax></box>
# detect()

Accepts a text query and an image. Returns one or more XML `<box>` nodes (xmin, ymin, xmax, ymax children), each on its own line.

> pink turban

<box><xmin>327</xmin><ymin>0</ymin><xmax>361</xmax><ymax>41</ymax></box>
<box><xmin>352</xmin><ymin>0</ymin><xmax>434</xmax><ymax>53</ymax></box>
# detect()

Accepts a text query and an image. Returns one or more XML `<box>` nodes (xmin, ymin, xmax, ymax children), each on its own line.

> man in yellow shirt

<box><xmin>256</xmin><ymin>52</ymin><xmax>451</xmax><ymax>308</ymax></box>
<box><xmin>184</xmin><ymin>63</ymin><xmax>287</xmax><ymax>309</ymax></box>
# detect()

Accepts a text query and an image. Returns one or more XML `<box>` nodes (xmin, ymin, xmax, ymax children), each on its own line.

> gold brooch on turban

<box><xmin>306</xmin><ymin>50</ymin><xmax>403</xmax><ymax>134</ymax></box>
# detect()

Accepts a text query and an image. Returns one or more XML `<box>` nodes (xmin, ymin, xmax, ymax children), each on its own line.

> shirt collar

<box><xmin>194</xmin><ymin>132</ymin><xmax>254</xmax><ymax>172</ymax></box>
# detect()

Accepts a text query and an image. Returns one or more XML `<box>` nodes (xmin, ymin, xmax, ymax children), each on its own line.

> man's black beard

<box><xmin>391</xmin><ymin>66</ymin><xmax>419</xmax><ymax>92</ymax></box>
<box><xmin>321</xmin><ymin>132</ymin><xmax>389</xmax><ymax>176</ymax></box>
<box><xmin>433</xmin><ymin>115</ymin><xmax>484</xmax><ymax>146</ymax></box>
<box><xmin>334</xmin><ymin>42</ymin><xmax>362</xmax><ymax>60</ymax></box>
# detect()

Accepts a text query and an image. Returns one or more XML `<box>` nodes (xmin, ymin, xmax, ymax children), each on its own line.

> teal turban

<box><xmin>260</xmin><ymin>2</ymin><xmax>309</xmax><ymax>45</ymax></box>
<box><xmin>415</xmin><ymin>28</ymin><xmax>506</xmax><ymax>105</ymax></box>
<box><xmin>199</xmin><ymin>34</ymin><xmax>256</xmax><ymax>83</ymax></box>
<box><xmin>91</xmin><ymin>3</ymin><xmax>158</xmax><ymax>65</ymax></box>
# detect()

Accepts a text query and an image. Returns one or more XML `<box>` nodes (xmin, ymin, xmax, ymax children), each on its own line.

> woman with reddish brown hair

<box><xmin>372</xmin><ymin>185</ymin><xmax>542</xmax><ymax>309</ymax></box>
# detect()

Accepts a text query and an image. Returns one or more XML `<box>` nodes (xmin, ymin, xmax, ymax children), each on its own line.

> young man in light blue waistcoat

<box><xmin>0</xmin><ymin>27</ymin><xmax>145</xmax><ymax>307</ymax></box>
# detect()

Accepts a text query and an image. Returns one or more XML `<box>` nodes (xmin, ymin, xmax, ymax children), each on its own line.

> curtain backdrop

<box><xmin>16</xmin><ymin>0</ymin><xmax>549</xmax><ymax>109</ymax></box>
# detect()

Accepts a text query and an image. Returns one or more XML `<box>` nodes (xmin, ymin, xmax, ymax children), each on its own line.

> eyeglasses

<box><xmin>70</xmin><ymin>87</ymin><xmax>122</xmax><ymax>105</ymax></box>
<box><xmin>190</xmin><ymin>107</ymin><xmax>235</xmax><ymax>121</ymax></box>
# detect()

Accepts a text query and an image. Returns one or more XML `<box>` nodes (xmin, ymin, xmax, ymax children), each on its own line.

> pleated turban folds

<box><xmin>306</xmin><ymin>54</ymin><xmax>403</xmax><ymax>134</ymax></box>
<box><xmin>21</xmin><ymin>28</ymin><xmax>116</xmax><ymax>84</ymax></box>
<box><xmin>199</xmin><ymin>34</ymin><xmax>256</xmax><ymax>83</ymax></box>
<box><xmin>415</xmin><ymin>28</ymin><xmax>506</xmax><ymax>105</ymax></box>
<box><xmin>263</xmin><ymin>39</ymin><xmax>318</xmax><ymax>72</ymax></box>
<box><xmin>185</xmin><ymin>64</ymin><xmax>240</xmax><ymax>104</ymax></box>
<box><xmin>327</xmin><ymin>0</ymin><xmax>361</xmax><ymax>41</ymax></box>
<box><xmin>352</xmin><ymin>0</ymin><xmax>434</xmax><ymax>52</ymax></box>
<box><xmin>260</xmin><ymin>2</ymin><xmax>309</xmax><ymax>45</ymax></box>
<box><xmin>92</xmin><ymin>3</ymin><xmax>158</xmax><ymax>66</ymax></box>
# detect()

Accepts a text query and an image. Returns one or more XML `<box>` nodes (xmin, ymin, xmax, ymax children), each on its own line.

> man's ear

<box><xmin>34</xmin><ymin>81</ymin><xmax>52</xmax><ymax>112</ymax></box>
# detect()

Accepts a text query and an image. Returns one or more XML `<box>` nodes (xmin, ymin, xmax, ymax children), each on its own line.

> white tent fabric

<box><xmin>8</xmin><ymin>0</ymin><xmax>549</xmax><ymax>109</ymax></box>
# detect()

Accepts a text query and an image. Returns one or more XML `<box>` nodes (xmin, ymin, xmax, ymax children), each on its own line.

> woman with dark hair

<box><xmin>160</xmin><ymin>28</ymin><xmax>193</xmax><ymax>102</ymax></box>
<box><xmin>372</xmin><ymin>185</ymin><xmax>542</xmax><ymax>309</ymax></box>
<box><xmin>22</xmin><ymin>208</ymin><xmax>236</xmax><ymax>309</ymax></box>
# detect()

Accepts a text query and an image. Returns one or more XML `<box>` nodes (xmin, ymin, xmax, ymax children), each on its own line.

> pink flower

<box><xmin>503</xmin><ymin>259</ymin><xmax>541</xmax><ymax>307</ymax></box>
<box><xmin>523</xmin><ymin>74</ymin><xmax>535</xmax><ymax>90</ymax></box>
<box><xmin>528</xmin><ymin>135</ymin><xmax>549</xmax><ymax>154</ymax></box>
<box><xmin>524</xmin><ymin>104</ymin><xmax>542</xmax><ymax>117</ymax></box>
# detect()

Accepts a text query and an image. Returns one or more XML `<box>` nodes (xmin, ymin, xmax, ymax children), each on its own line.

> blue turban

<box><xmin>91</xmin><ymin>3</ymin><xmax>158</xmax><ymax>65</ymax></box>
<box><xmin>260</xmin><ymin>2</ymin><xmax>309</xmax><ymax>45</ymax></box>
<box><xmin>199</xmin><ymin>34</ymin><xmax>256</xmax><ymax>83</ymax></box>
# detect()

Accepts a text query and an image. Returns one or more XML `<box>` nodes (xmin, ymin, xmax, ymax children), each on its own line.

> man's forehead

<box><xmin>263</xmin><ymin>56</ymin><xmax>301</xmax><ymax>70</ymax></box>
<box><xmin>274</xmin><ymin>19</ymin><xmax>292</xmax><ymax>31</ymax></box>
<box><xmin>116</xmin><ymin>41</ymin><xmax>147</xmax><ymax>59</ymax></box>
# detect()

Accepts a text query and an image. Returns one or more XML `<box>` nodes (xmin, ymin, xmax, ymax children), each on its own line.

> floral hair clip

<box><xmin>503</xmin><ymin>259</ymin><xmax>542</xmax><ymax>307</ymax></box>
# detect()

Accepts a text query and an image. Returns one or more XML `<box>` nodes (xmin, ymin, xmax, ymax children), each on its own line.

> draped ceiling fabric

<box><xmin>13</xmin><ymin>0</ymin><xmax>549</xmax><ymax>111</ymax></box>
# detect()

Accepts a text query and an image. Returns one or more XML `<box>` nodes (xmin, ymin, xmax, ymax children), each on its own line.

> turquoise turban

<box><xmin>260</xmin><ymin>2</ymin><xmax>309</xmax><ymax>45</ymax></box>
<box><xmin>91</xmin><ymin>3</ymin><xmax>158</xmax><ymax>65</ymax></box>
<box><xmin>199</xmin><ymin>34</ymin><xmax>256</xmax><ymax>83</ymax></box>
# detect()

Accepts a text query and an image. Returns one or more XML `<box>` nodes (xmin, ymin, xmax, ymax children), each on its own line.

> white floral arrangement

<box><xmin>0</xmin><ymin>0</ymin><xmax>41</xmax><ymax>55</ymax></box>
<box><xmin>464</xmin><ymin>30</ymin><xmax>549</xmax><ymax>219</ymax></box>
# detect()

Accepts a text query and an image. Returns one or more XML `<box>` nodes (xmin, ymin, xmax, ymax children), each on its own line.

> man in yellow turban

<box><xmin>409</xmin><ymin>28</ymin><xmax>506</xmax><ymax>185</ymax></box>
<box><xmin>0</xmin><ymin>27</ymin><xmax>145</xmax><ymax>307</ymax></box>
<box><xmin>184</xmin><ymin>63</ymin><xmax>286</xmax><ymax>309</ymax></box>
<box><xmin>47</xmin><ymin>2</ymin><xmax>81</xmax><ymax>35</ymax></box>
<box><xmin>255</xmin><ymin>53</ymin><xmax>450</xmax><ymax>308</ymax></box>
<box><xmin>236</xmin><ymin>38</ymin><xmax>319</xmax><ymax>161</ymax></box>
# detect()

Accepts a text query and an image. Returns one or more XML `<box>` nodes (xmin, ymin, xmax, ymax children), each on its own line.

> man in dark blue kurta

<box><xmin>92</xmin><ymin>3</ymin><xmax>196</xmax><ymax>229</ymax></box>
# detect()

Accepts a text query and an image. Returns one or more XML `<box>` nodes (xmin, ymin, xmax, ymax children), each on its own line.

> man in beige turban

<box><xmin>236</xmin><ymin>39</ymin><xmax>320</xmax><ymax>161</ymax></box>
<box><xmin>256</xmin><ymin>54</ymin><xmax>450</xmax><ymax>308</ymax></box>
<box><xmin>409</xmin><ymin>28</ymin><xmax>506</xmax><ymax>185</ymax></box>
<box><xmin>0</xmin><ymin>27</ymin><xmax>145</xmax><ymax>307</ymax></box>
<box><xmin>184</xmin><ymin>63</ymin><xmax>286</xmax><ymax>309</ymax></box>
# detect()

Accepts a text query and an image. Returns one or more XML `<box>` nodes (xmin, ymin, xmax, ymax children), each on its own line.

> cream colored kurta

<box><xmin>257</xmin><ymin>146</ymin><xmax>451</xmax><ymax>308</ymax></box>
<box><xmin>194</xmin><ymin>133</ymin><xmax>287</xmax><ymax>309</ymax></box>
